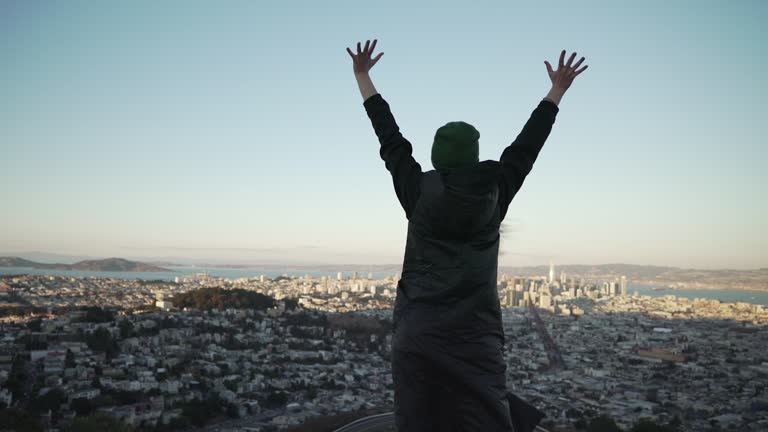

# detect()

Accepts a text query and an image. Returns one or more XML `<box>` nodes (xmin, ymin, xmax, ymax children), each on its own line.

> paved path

<box><xmin>333</xmin><ymin>412</ymin><xmax>551</xmax><ymax>432</ymax></box>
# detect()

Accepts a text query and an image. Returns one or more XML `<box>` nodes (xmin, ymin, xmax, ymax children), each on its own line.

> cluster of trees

<box><xmin>66</xmin><ymin>413</ymin><xmax>134</xmax><ymax>432</ymax></box>
<box><xmin>84</xmin><ymin>327</ymin><xmax>120</xmax><ymax>358</ymax></box>
<box><xmin>0</xmin><ymin>408</ymin><xmax>44</xmax><ymax>432</ymax></box>
<box><xmin>79</xmin><ymin>306</ymin><xmax>116</xmax><ymax>323</ymax></box>
<box><xmin>327</xmin><ymin>312</ymin><xmax>391</xmax><ymax>352</ymax></box>
<box><xmin>28</xmin><ymin>388</ymin><xmax>67</xmax><ymax>416</ymax></box>
<box><xmin>327</xmin><ymin>312</ymin><xmax>389</xmax><ymax>335</ymax></box>
<box><xmin>573</xmin><ymin>414</ymin><xmax>682</xmax><ymax>432</ymax></box>
<box><xmin>260</xmin><ymin>389</ymin><xmax>290</xmax><ymax>409</ymax></box>
<box><xmin>2</xmin><ymin>391</ymin><xmax>240</xmax><ymax>431</ymax></box>
<box><xmin>171</xmin><ymin>287</ymin><xmax>275</xmax><ymax>311</ymax></box>
<box><xmin>284</xmin><ymin>311</ymin><xmax>328</xmax><ymax>327</ymax></box>
<box><xmin>0</xmin><ymin>408</ymin><xmax>134</xmax><ymax>432</ymax></box>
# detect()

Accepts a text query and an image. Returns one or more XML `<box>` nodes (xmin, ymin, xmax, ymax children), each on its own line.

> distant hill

<box><xmin>0</xmin><ymin>257</ymin><xmax>171</xmax><ymax>272</ymax></box>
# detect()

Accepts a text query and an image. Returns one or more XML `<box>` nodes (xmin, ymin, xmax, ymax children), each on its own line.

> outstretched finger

<box><xmin>357</xmin><ymin>41</ymin><xmax>361</xmax><ymax>55</ymax></box>
<box><xmin>566</xmin><ymin>52</ymin><xmax>576</xmax><ymax>68</ymax></box>
<box><xmin>346</xmin><ymin>47</ymin><xmax>355</xmax><ymax>59</ymax></box>
<box><xmin>558</xmin><ymin>50</ymin><xmax>565</xmax><ymax>68</ymax></box>
<box><xmin>371</xmin><ymin>52</ymin><xmax>384</xmax><ymax>66</ymax></box>
<box><xmin>572</xmin><ymin>56</ymin><xmax>585</xmax><ymax>70</ymax></box>
<box><xmin>574</xmin><ymin>65</ymin><xmax>589</xmax><ymax>76</ymax></box>
<box><xmin>369</xmin><ymin>39</ymin><xmax>378</xmax><ymax>55</ymax></box>
<box><xmin>364</xmin><ymin>40</ymin><xmax>370</xmax><ymax>54</ymax></box>
<box><xmin>544</xmin><ymin>60</ymin><xmax>554</xmax><ymax>75</ymax></box>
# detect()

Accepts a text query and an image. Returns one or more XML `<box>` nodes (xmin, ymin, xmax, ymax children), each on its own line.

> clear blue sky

<box><xmin>1</xmin><ymin>0</ymin><xmax>765</xmax><ymax>269</ymax></box>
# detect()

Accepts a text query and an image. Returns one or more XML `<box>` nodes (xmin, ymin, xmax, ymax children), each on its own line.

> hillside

<box><xmin>0</xmin><ymin>257</ymin><xmax>171</xmax><ymax>272</ymax></box>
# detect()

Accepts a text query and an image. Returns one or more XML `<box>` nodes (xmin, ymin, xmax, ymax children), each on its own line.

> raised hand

<box><xmin>544</xmin><ymin>50</ymin><xmax>588</xmax><ymax>92</ymax></box>
<box><xmin>346</xmin><ymin>39</ymin><xmax>384</xmax><ymax>75</ymax></box>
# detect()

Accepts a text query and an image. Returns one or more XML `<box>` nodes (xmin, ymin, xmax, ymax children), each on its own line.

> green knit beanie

<box><xmin>432</xmin><ymin>121</ymin><xmax>480</xmax><ymax>170</ymax></box>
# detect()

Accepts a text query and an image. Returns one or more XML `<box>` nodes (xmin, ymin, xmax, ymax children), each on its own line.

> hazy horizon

<box><xmin>1</xmin><ymin>250</ymin><xmax>766</xmax><ymax>272</ymax></box>
<box><xmin>2</xmin><ymin>1</ymin><xmax>766</xmax><ymax>270</ymax></box>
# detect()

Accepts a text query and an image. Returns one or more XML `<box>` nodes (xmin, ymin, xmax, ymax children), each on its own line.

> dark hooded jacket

<box><xmin>363</xmin><ymin>92</ymin><xmax>558</xmax><ymax>431</ymax></box>
<box><xmin>363</xmin><ymin>92</ymin><xmax>559</xmax><ymax>339</ymax></box>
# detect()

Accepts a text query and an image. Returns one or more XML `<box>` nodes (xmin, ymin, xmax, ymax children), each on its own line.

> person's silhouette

<box><xmin>347</xmin><ymin>39</ymin><xmax>587</xmax><ymax>431</ymax></box>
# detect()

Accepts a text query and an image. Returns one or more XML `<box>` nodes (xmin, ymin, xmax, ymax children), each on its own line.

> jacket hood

<box><xmin>417</xmin><ymin>160</ymin><xmax>501</xmax><ymax>239</ymax></box>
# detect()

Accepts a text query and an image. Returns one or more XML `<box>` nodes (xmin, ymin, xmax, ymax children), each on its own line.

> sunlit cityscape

<box><xmin>1</xmin><ymin>263</ymin><xmax>766</xmax><ymax>431</ymax></box>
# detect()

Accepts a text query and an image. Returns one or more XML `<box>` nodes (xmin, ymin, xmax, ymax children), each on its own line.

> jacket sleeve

<box><xmin>363</xmin><ymin>93</ymin><xmax>424</xmax><ymax>219</ymax></box>
<box><xmin>498</xmin><ymin>99</ymin><xmax>559</xmax><ymax>220</ymax></box>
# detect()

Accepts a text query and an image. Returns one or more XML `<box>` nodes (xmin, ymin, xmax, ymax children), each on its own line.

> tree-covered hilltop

<box><xmin>171</xmin><ymin>287</ymin><xmax>277</xmax><ymax>311</ymax></box>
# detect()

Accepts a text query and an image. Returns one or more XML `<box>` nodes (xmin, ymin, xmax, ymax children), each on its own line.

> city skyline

<box><xmin>2</xmin><ymin>1</ymin><xmax>766</xmax><ymax>270</ymax></box>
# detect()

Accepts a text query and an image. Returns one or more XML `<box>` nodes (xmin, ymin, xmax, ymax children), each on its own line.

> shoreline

<box><xmin>633</xmin><ymin>282</ymin><xmax>768</xmax><ymax>294</ymax></box>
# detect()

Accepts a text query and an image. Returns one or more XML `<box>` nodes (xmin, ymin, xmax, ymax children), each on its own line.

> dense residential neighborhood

<box><xmin>0</xmin><ymin>271</ymin><xmax>767</xmax><ymax>431</ymax></box>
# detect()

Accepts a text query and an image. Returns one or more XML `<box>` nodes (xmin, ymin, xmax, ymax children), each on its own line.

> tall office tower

<box><xmin>523</xmin><ymin>291</ymin><xmax>532</xmax><ymax>307</ymax></box>
<box><xmin>620</xmin><ymin>275</ymin><xmax>628</xmax><ymax>296</ymax></box>
<box><xmin>560</xmin><ymin>270</ymin><xmax>567</xmax><ymax>284</ymax></box>
<box><xmin>260</xmin><ymin>275</ymin><xmax>265</xmax><ymax>283</ymax></box>
<box><xmin>370</xmin><ymin>285</ymin><xmax>377</xmax><ymax>295</ymax></box>
<box><xmin>352</xmin><ymin>271</ymin><xmax>358</xmax><ymax>280</ymax></box>
<box><xmin>549</xmin><ymin>262</ymin><xmax>555</xmax><ymax>284</ymax></box>
<box><xmin>324</xmin><ymin>277</ymin><xmax>329</xmax><ymax>293</ymax></box>
<box><xmin>540</xmin><ymin>293</ymin><xmax>551</xmax><ymax>308</ymax></box>
<box><xmin>513</xmin><ymin>277</ymin><xmax>526</xmax><ymax>292</ymax></box>
<box><xmin>337</xmin><ymin>272</ymin><xmax>343</xmax><ymax>281</ymax></box>
<box><xmin>368</xmin><ymin>272</ymin><xmax>373</xmax><ymax>280</ymax></box>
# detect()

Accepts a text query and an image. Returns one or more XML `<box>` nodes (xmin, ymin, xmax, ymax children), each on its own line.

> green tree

<box><xmin>26</xmin><ymin>319</ymin><xmax>42</xmax><ymax>331</ymax></box>
<box><xmin>70</xmin><ymin>397</ymin><xmax>94</xmax><ymax>416</ymax></box>
<box><xmin>263</xmin><ymin>391</ymin><xmax>289</xmax><ymax>409</ymax></box>
<box><xmin>645</xmin><ymin>388</ymin><xmax>658</xmax><ymax>403</ymax></box>
<box><xmin>81</xmin><ymin>307</ymin><xmax>115</xmax><ymax>323</ymax></box>
<box><xmin>631</xmin><ymin>417</ymin><xmax>679</xmax><ymax>432</ymax></box>
<box><xmin>226</xmin><ymin>403</ymin><xmax>240</xmax><ymax>418</ymax></box>
<box><xmin>85</xmin><ymin>328</ymin><xmax>119</xmax><ymax>358</ymax></box>
<box><xmin>29</xmin><ymin>388</ymin><xmax>67</xmax><ymax>415</ymax></box>
<box><xmin>66</xmin><ymin>413</ymin><xmax>133</xmax><ymax>432</ymax></box>
<box><xmin>224</xmin><ymin>380</ymin><xmax>238</xmax><ymax>392</ymax></box>
<box><xmin>0</xmin><ymin>408</ymin><xmax>44</xmax><ymax>432</ymax></box>
<box><xmin>65</xmin><ymin>349</ymin><xmax>76</xmax><ymax>368</ymax></box>
<box><xmin>180</xmin><ymin>397</ymin><xmax>224</xmax><ymax>427</ymax></box>
<box><xmin>118</xmin><ymin>320</ymin><xmax>134</xmax><ymax>338</ymax></box>
<box><xmin>587</xmin><ymin>415</ymin><xmax>622</xmax><ymax>432</ymax></box>
<box><xmin>306</xmin><ymin>387</ymin><xmax>318</xmax><ymax>400</ymax></box>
